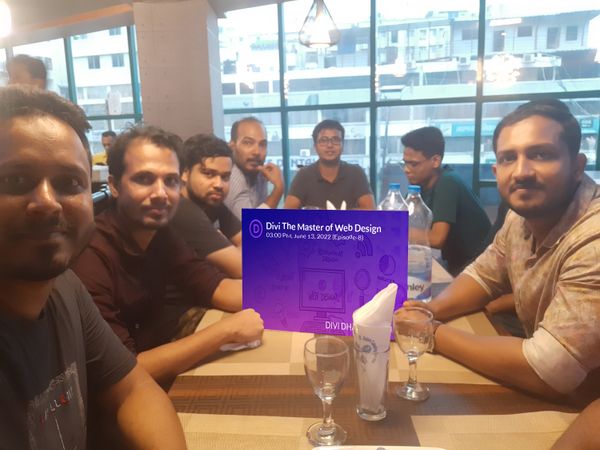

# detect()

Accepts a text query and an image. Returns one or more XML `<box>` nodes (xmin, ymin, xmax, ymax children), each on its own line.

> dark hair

<box><xmin>180</xmin><ymin>133</ymin><xmax>232</xmax><ymax>172</ymax></box>
<box><xmin>401</xmin><ymin>126</ymin><xmax>445</xmax><ymax>159</ymax></box>
<box><xmin>493</xmin><ymin>99</ymin><xmax>581</xmax><ymax>157</ymax></box>
<box><xmin>230</xmin><ymin>116</ymin><xmax>264</xmax><ymax>141</ymax></box>
<box><xmin>312</xmin><ymin>119</ymin><xmax>345</xmax><ymax>143</ymax></box>
<box><xmin>102</xmin><ymin>130</ymin><xmax>117</xmax><ymax>139</ymax></box>
<box><xmin>7</xmin><ymin>55</ymin><xmax>47</xmax><ymax>85</ymax></box>
<box><xmin>0</xmin><ymin>85</ymin><xmax>91</xmax><ymax>163</ymax></box>
<box><xmin>107</xmin><ymin>125</ymin><xmax>183</xmax><ymax>182</ymax></box>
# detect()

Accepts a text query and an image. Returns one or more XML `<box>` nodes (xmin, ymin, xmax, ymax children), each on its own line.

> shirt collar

<box><xmin>538</xmin><ymin>174</ymin><xmax>599</xmax><ymax>250</ymax></box>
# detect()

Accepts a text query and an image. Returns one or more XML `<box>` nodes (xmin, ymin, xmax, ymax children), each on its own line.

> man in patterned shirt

<box><xmin>405</xmin><ymin>99</ymin><xmax>600</xmax><ymax>400</ymax></box>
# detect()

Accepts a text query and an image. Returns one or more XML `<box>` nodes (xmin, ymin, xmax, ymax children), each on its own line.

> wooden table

<box><xmin>169</xmin><ymin>261</ymin><xmax>579</xmax><ymax>449</ymax></box>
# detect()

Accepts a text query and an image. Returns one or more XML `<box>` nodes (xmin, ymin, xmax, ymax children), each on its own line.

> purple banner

<box><xmin>242</xmin><ymin>209</ymin><xmax>408</xmax><ymax>336</ymax></box>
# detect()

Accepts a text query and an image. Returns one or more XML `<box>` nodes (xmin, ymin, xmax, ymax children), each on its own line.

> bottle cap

<box><xmin>408</xmin><ymin>184</ymin><xmax>421</xmax><ymax>193</ymax></box>
<box><xmin>388</xmin><ymin>182</ymin><xmax>401</xmax><ymax>189</ymax></box>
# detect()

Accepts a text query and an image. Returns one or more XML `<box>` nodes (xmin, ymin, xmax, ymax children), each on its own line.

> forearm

<box><xmin>137</xmin><ymin>321</ymin><xmax>236</xmax><ymax>383</ymax></box>
<box><xmin>436</xmin><ymin>325</ymin><xmax>561</xmax><ymax>399</ymax></box>
<box><xmin>211</xmin><ymin>279</ymin><xmax>243</xmax><ymax>312</ymax></box>
<box><xmin>428</xmin><ymin>273</ymin><xmax>492</xmax><ymax>321</ymax></box>
<box><xmin>104</xmin><ymin>365</ymin><xmax>186</xmax><ymax>449</ymax></box>
<box><xmin>264</xmin><ymin>184</ymin><xmax>284</xmax><ymax>208</ymax></box>
<box><xmin>552</xmin><ymin>399</ymin><xmax>600</xmax><ymax>450</ymax></box>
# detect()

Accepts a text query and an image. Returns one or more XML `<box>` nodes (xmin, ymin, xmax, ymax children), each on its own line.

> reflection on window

<box><xmin>484</xmin><ymin>2</ymin><xmax>600</xmax><ymax>95</ymax></box>
<box><xmin>0</xmin><ymin>48</ymin><xmax>6</xmax><ymax>86</ymax></box>
<box><xmin>13</xmin><ymin>39</ymin><xmax>69</xmax><ymax>97</ymax></box>
<box><xmin>71</xmin><ymin>27</ymin><xmax>134</xmax><ymax>117</ymax></box>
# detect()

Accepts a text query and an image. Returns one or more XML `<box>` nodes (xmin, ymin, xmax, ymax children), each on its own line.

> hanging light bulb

<box><xmin>0</xmin><ymin>1</ymin><xmax>12</xmax><ymax>38</ymax></box>
<box><xmin>298</xmin><ymin>0</ymin><xmax>340</xmax><ymax>49</ymax></box>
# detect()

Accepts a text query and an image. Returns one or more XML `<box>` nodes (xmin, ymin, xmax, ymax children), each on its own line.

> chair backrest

<box><xmin>92</xmin><ymin>184</ymin><xmax>112</xmax><ymax>216</ymax></box>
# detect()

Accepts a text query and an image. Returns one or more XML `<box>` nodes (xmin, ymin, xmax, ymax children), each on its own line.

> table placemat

<box><xmin>183</xmin><ymin>310</ymin><xmax>497</xmax><ymax>385</ymax></box>
<box><xmin>178</xmin><ymin>413</ymin><xmax>316</xmax><ymax>450</ymax></box>
<box><xmin>412</xmin><ymin>411</ymin><xmax>577</xmax><ymax>450</ymax></box>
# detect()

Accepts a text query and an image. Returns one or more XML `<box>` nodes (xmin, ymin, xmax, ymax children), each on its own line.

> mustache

<box><xmin>17</xmin><ymin>217</ymin><xmax>70</xmax><ymax>236</ymax></box>
<box><xmin>510</xmin><ymin>180</ymin><xmax>543</xmax><ymax>192</ymax></box>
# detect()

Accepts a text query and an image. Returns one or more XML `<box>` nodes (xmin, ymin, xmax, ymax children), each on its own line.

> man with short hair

<box><xmin>92</xmin><ymin>130</ymin><xmax>117</xmax><ymax>165</ymax></box>
<box><xmin>284</xmin><ymin>119</ymin><xmax>375</xmax><ymax>210</ymax></box>
<box><xmin>0</xmin><ymin>86</ymin><xmax>185</xmax><ymax>448</ymax></box>
<box><xmin>171</xmin><ymin>133</ymin><xmax>242</xmax><ymax>278</ymax></box>
<box><xmin>401</xmin><ymin>126</ymin><xmax>491</xmax><ymax>275</ymax></box>
<box><xmin>404</xmin><ymin>99</ymin><xmax>600</xmax><ymax>400</ymax></box>
<box><xmin>7</xmin><ymin>54</ymin><xmax>47</xmax><ymax>89</ymax></box>
<box><xmin>225</xmin><ymin>117</ymin><xmax>284</xmax><ymax>219</ymax></box>
<box><xmin>72</xmin><ymin>125</ymin><xmax>263</xmax><ymax>384</ymax></box>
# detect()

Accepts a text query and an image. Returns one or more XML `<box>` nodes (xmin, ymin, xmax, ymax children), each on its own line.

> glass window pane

<box><xmin>71</xmin><ymin>27</ymin><xmax>134</xmax><ymax>117</ymax></box>
<box><xmin>287</xmin><ymin>107</ymin><xmax>370</xmax><ymax>185</ymax></box>
<box><xmin>87</xmin><ymin>118</ymin><xmax>139</xmax><ymax>156</ymax></box>
<box><xmin>484</xmin><ymin>3</ymin><xmax>600</xmax><ymax>95</ymax></box>
<box><xmin>283</xmin><ymin>0</ymin><xmax>371</xmax><ymax>106</ymax></box>
<box><xmin>219</xmin><ymin>5</ymin><xmax>280</xmax><ymax>109</ymax></box>
<box><xmin>377</xmin><ymin>103</ymin><xmax>475</xmax><ymax>200</ymax></box>
<box><xmin>481</xmin><ymin>99</ymin><xmax>600</xmax><ymax>169</ymax></box>
<box><xmin>13</xmin><ymin>39</ymin><xmax>69</xmax><ymax>97</ymax></box>
<box><xmin>375</xmin><ymin>0</ymin><xmax>480</xmax><ymax>101</ymax></box>
<box><xmin>0</xmin><ymin>48</ymin><xmax>6</xmax><ymax>86</ymax></box>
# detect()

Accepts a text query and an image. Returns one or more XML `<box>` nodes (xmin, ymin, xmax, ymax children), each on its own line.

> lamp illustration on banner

<box><xmin>0</xmin><ymin>1</ymin><xmax>12</xmax><ymax>38</ymax></box>
<box><xmin>298</xmin><ymin>0</ymin><xmax>340</xmax><ymax>49</ymax></box>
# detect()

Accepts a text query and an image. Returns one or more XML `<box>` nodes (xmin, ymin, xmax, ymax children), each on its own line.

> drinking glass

<box><xmin>304</xmin><ymin>336</ymin><xmax>350</xmax><ymax>446</ymax></box>
<box><xmin>393</xmin><ymin>306</ymin><xmax>433</xmax><ymax>401</ymax></box>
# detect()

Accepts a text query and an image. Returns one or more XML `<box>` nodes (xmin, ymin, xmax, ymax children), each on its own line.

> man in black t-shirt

<box><xmin>172</xmin><ymin>133</ymin><xmax>243</xmax><ymax>278</ymax></box>
<box><xmin>0</xmin><ymin>86</ymin><xmax>186</xmax><ymax>448</ymax></box>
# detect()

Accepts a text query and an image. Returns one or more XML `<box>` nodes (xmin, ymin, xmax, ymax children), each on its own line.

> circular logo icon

<box><xmin>248</xmin><ymin>219</ymin><xmax>264</xmax><ymax>238</ymax></box>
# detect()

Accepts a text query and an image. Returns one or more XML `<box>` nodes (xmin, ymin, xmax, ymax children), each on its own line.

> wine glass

<box><xmin>304</xmin><ymin>336</ymin><xmax>350</xmax><ymax>446</ymax></box>
<box><xmin>393</xmin><ymin>306</ymin><xmax>433</xmax><ymax>401</ymax></box>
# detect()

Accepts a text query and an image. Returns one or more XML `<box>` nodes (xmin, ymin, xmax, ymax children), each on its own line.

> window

<box><xmin>13</xmin><ymin>39</ymin><xmax>69</xmax><ymax>97</ymax></box>
<box><xmin>109</xmin><ymin>28</ymin><xmax>122</xmax><ymax>36</ymax></box>
<box><xmin>566</xmin><ymin>26</ymin><xmax>578</xmax><ymax>41</ymax></box>
<box><xmin>111</xmin><ymin>54</ymin><xmax>125</xmax><ymax>67</ymax></box>
<box><xmin>88</xmin><ymin>56</ymin><xmax>100</xmax><ymax>69</ymax></box>
<box><xmin>493</xmin><ymin>30</ymin><xmax>505</xmax><ymax>52</ymax></box>
<box><xmin>517</xmin><ymin>26</ymin><xmax>532</xmax><ymax>37</ymax></box>
<box><xmin>547</xmin><ymin>27</ymin><xmax>560</xmax><ymax>49</ymax></box>
<box><xmin>462</xmin><ymin>28</ymin><xmax>478</xmax><ymax>40</ymax></box>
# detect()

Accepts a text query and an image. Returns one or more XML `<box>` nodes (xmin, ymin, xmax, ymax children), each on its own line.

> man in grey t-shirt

<box><xmin>0</xmin><ymin>86</ymin><xmax>186</xmax><ymax>449</ymax></box>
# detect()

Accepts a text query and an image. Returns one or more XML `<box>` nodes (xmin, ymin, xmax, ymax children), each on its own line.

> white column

<box><xmin>133</xmin><ymin>0</ymin><xmax>224</xmax><ymax>140</ymax></box>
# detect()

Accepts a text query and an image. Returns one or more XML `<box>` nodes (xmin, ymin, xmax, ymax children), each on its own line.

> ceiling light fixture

<box><xmin>0</xmin><ymin>1</ymin><xmax>12</xmax><ymax>38</ymax></box>
<box><xmin>298</xmin><ymin>0</ymin><xmax>340</xmax><ymax>49</ymax></box>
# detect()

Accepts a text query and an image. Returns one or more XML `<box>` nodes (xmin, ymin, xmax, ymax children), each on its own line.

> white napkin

<box><xmin>352</xmin><ymin>282</ymin><xmax>397</xmax><ymax>351</ymax></box>
<box><xmin>352</xmin><ymin>283</ymin><xmax>397</xmax><ymax>414</ymax></box>
<box><xmin>325</xmin><ymin>200</ymin><xmax>347</xmax><ymax>210</ymax></box>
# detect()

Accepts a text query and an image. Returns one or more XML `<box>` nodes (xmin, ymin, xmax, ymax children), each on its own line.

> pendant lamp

<box><xmin>298</xmin><ymin>0</ymin><xmax>340</xmax><ymax>49</ymax></box>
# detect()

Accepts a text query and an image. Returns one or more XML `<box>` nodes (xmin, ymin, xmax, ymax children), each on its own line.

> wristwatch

<box><xmin>428</xmin><ymin>319</ymin><xmax>443</xmax><ymax>354</ymax></box>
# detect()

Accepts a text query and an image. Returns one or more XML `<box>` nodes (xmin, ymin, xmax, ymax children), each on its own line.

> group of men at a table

<box><xmin>0</xmin><ymin>56</ymin><xmax>598</xmax><ymax>449</ymax></box>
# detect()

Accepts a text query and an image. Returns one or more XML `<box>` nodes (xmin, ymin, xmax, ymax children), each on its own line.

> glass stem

<box><xmin>321</xmin><ymin>398</ymin><xmax>334</xmax><ymax>432</ymax></box>
<box><xmin>407</xmin><ymin>354</ymin><xmax>419</xmax><ymax>386</ymax></box>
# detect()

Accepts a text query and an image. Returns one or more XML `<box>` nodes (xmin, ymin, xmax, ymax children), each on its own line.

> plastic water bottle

<box><xmin>405</xmin><ymin>185</ymin><xmax>433</xmax><ymax>302</ymax></box>
<box><xmin>378</xmin><ymin>183</ymin><xmax>408</xmax><ymax>211</ymax></box>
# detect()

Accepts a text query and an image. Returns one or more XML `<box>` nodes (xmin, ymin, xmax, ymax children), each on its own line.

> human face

<box><xmin>402</xmin><ymin>147</ymin><xmax>441</xmax><ymax>188</ymax></box>
<box><xmin>0</xmin><ymin>116</ymin><xmax>94</xmax><ymax>281</ymax></box>
<box><xmin>182</xmin><ymin>156</ymin><xmax>232</xmax><ymax>207</ymax></box>
<box><xmin>493</xmin><ymin>115</ymin><xmax>585</xmax><ymax>221</ymax></box>
<box><xmin>230</xmin><ymin>121</ymin><xmax>267</xmax><ymax>174</ymax></box>
<box><xmin>109</xmin><ymin>139</ymin><xmax>181</xmax><ymax>231</ymax></box>
<box><xmin>8</xmin><ymin>63</ymin><xmax>44</xmax><ymax>89</ymax></box>
<box><xmin>101</xmin><ymin>135</ymin><xmax>116</xmax><ymax>151</ymax></box>
<box><xmin>315</xmin><ymin>128</ymin><xmax>343</xmax><ymax>165</ymax></box>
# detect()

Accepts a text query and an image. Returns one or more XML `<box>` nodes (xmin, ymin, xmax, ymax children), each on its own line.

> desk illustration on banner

<box><xmin>242</xmin><ymin>209</ymin><xmax>408</xmax><ymax>336</ymax></box>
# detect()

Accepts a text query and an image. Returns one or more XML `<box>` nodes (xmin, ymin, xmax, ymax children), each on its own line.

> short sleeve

<box><xmin>352</xmin><ymin>165</ymin><xmax>372</xmax><ymax>198</ymax></box>
<box><xmin>65</xmin><ymin>271</ymin><xmax>136</xmax><ymax>390</ymax></box>
<box><xmin>462</xmin><ymin>211</ymin><xmax>513</xmax><ymax>299</ymax></box>
<box><xmin>287</xmin><ymin>167</ymin><xmax>310</xmax><ymax>203</ymax></box>
<box><xmin>171</xmin><ymin>199</ymin><xmax>233</xmax><ymax>258</ymax></box>
<box><xmin>430</xmin><ymin>174</ymin><xmax>460</xmax><ymax>224</ymax></box>
<box><xmin>217</xmin><ymin>205</ymin><xmax>242</xmax><ymax>239</ymax></box>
